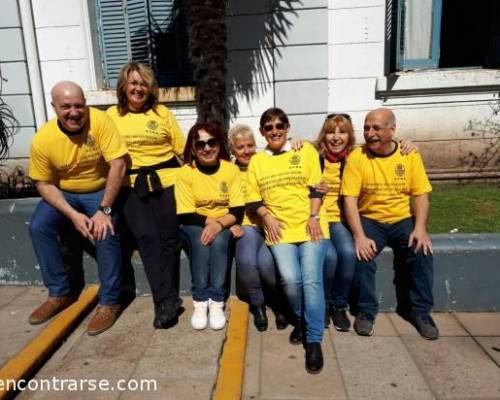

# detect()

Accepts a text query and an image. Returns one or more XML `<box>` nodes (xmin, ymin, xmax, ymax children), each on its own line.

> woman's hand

<box><xmin>229</xmin><ymin>224</ymin><xmax>244</xmax><ymax>238</ymax></box>
<box><xmin>262</xmin><ymin>213</ymin><xmax>284</xmax><ymax>244</ymax></box>
<box><xmin>314</xmin><ymin>181</ymin><xmax>329</xmax><ymax>194</ymax></box>
<box><xmin>400</xmin><ymin>139</ymin><xmax>419</xmax><ymax>155</ymax></box>
<box><xmin>306</xmin><ymin>217</ymin><xmax>323</xmax><ymax>242</ymax></box>
<box><xmin>200</xmin><ymin>221</ymin><xmax>222</xmax><ymax>246</ymax></box>
<box><xmin>290</xmin><ymin>137</ymin><xmax>306</xmax><ymax>151</ymax></box>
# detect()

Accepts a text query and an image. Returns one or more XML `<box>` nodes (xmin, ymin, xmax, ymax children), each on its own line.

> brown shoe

<box><xmin>28</xmin><ymin>296</ymin><xmax>76</xmax><ymax>325</ymax></box>
<box><xmin>87</xmin><ymin>304</ymin><xmax>121</xmax><ymax>336</ymax></box>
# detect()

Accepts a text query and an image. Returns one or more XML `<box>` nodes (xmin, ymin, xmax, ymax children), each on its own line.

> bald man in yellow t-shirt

<box><xmin>27</xmin><ymin>81</ymin><xmax>127</xmax><ymax>336</ymax></box>
<box><xmin>342</xmin><ymin>108</ymin><xmax>438</xmax><ymax>340</ymax></box>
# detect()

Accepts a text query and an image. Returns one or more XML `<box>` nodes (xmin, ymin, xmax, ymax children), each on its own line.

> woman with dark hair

<box><xmin>246</xmin><ymin>108</ymin><xmax>329</xmax><ymax>374</ymax></box>
<box><xmin>176</xmin><ymin>122</ymin><xmax>244</xmax><ymax>331</ymax></box>
<box><xmin>106</xmin><ymin>62</ymin><xmax>185</xmax><ymax>329</ymax></box>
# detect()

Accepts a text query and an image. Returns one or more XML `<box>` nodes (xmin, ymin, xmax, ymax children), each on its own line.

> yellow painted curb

<box><xmin>0</xmin><ymin>285</ymin><xmax>99</xmax><ymax>399</ymax></box>
<box><xmin>213</xmin><ymin>297</ymin><xmax>249</xmax><ymax>400</ymax></box>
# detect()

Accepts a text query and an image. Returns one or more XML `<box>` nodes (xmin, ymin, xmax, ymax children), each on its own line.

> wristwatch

<box><xmin>98</xmin><ymin>205</ymin><xmax>113</xmax><ymax>216</ymax></box>
<box><xmin>310</xmin><ymin>214</ymin><xmax>320</xmax><ymax>220</ymax></box>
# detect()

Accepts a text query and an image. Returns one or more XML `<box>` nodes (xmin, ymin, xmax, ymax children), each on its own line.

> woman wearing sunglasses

<box><xmin>314</xmin><ymin>113</ymin><xmax>417</xmax><ymax>332</ymax></box>
<box><xmin>246</xmin><ymin>108</ymin><xmax>329</xmax><ymax>374</ymax></box>
<box><xmin>176</xmin><ymin>122</ymin><xmax>245</xmax><ymax>330</ymax></box>
<box><xmin>227</xmin><ymin>124</ymin><xmax>289</xmax><ymax>332</ymax></box>
<box><xmin>107</xmin><ymin>62</ymin><xmax>185</xmax><ymax>329</ymax></box>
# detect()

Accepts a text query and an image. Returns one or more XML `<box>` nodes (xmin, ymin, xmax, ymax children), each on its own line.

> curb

<box><xmin>214</xmin><ymin>297</ymin><xmax>249</xmax><ymax>400</ymax></box>
<box><xmin>0</xmin><ymin>285</ymin><xmax>99</xmax><ymax>399</ymax></box>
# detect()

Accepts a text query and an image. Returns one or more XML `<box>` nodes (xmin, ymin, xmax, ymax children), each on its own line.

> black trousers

<box><xmin>121</xmin><ymin>185</ymin><xmax>180</xmax><ymax>304</ymax></box>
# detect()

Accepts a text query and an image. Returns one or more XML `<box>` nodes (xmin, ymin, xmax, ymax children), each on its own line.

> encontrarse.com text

<box><xmin>0</xmin><ymin>377</ymin><xmax>158</xmax><ymax>392</ymax></box>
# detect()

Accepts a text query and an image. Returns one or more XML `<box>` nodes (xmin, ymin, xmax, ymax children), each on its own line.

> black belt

<box><xmin>126</xmin><ymin>157</ymin><xmax>180</xmax><ymax>199</ymax></box>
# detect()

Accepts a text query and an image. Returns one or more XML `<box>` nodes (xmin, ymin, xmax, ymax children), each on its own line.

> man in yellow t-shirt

<box><xmin>27</xmin><ymin>81</ymin><xmax>128</xmax><ymax>336</ymax></box>
<box><xmin>342</xmin><ymin>108</ymin><xmax>438</xmax><ymax>340</ymax></box>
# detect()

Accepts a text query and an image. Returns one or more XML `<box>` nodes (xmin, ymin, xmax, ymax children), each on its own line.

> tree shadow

<box><xmin>459</xmin><ymin>99</ymin><xmax>500</xmax><ymax>175</ymax></box>
<box><xmin>226</xmin><ymin>0</ymin><xmax>301</xmax><ymax>119</ymax></box>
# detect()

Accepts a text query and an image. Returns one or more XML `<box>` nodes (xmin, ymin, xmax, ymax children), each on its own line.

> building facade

<box><xmin>1</xmin><ymin>0</ymin><xmax>499</xmax><ymax>179</ymax></box>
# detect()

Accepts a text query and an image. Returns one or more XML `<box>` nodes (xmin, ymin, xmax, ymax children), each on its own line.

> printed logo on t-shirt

<box><xmin>147</xmin><ymin>120</ymin><xmax>159</xmax><ymax>130</ymax></box>
<box><xmin>395</xmin><ymin>163</ymin><xmax>405</xmax><ymax>177</ymax></box>
<box><xmin>86</xmin><ymin>134</ymin><xmax>96</xmax><ymax>148</ymax></box>
<box><xmin>289</xmin><ymin>154</ymin><xmax>301</xmax><ymax>166</ymax></box>
<box><xmin>220</xmin><ymin>181</ymin><xmax>228</xmax><ymax>193</ymax></box>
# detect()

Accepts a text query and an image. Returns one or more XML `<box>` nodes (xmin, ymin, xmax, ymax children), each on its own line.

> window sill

<box><xmin>376</xmin><ymin>69</ymin><xmax>500</xmax><ymax>99</ymax></box>
<box><xmin>85</xmin><ymin>86</ymin><xmax>196</xmax><ymax>107</ymax></box>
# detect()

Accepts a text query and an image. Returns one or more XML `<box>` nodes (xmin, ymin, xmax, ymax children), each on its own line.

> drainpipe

<box><xmin>18</xmin><ymin>0</ymin><xmax>47</xmax><ymax>129</ymax></box>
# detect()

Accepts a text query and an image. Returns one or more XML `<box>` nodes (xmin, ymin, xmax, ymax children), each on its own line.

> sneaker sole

<box><xmin>354</xmin><ymin>327</ymin><xmax>374</xmax><ymax>336</ymax></box>
<box><xmin>334</xmin><ymin>324</ymin><xmax>350</xmax><ymax>332</ymax></box>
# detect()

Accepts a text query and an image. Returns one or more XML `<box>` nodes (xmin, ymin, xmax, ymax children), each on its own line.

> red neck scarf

<box><xmin>325</xmin><ymin>148</ymin><xmax>348</xmax><ymax>163</ymax></box>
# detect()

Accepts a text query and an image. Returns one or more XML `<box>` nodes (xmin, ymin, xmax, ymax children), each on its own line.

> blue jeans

<box><xmin>324</xmin><ymin>222</ymin><xmax>356</xmax><ymax>309</ymax></box>
<box><xmin>29</xmin><ymin>190</ymin><xmax>122</xmax><ymax>305</ymax></box>
<box><xmin>351</xmin><ymin>217</ymin><xmax>434</xmax><ymax>320</ymax></box>
<box><xmin>235</xmin><ymin>226</ymin><xmax>279</xmax><ymax>306</ymax></box>
<box><xmin>180</xmin><ymin>225</ymin><xmax>232</xmax><ymax>302</ymax></box>
<box><xmin>271</xmin><ymin>240</ymin><xmax>328</xmax><ymax>343</ymax></box>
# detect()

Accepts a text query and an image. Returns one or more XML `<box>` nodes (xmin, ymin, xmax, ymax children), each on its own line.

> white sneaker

<box><xmin>208</xmin><ymin>299</ymin><xmax>226</xmax><ymax>330</ymax></box>
<box><xmin>191</xmin><ymin>300</ymin><xmax>208</xmax><ymax>330</ymax></box>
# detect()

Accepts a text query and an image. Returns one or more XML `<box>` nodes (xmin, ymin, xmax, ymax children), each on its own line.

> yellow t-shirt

<box><xmin>240</xmin><ymin>168</ymin><xmax>260</xmax><ymax>227</ymax></box>
<box><xmin>341</xmin><ymin>144</ymin><xmax>432</xmax><ymax>224</ymax></box>
<box><xmin>175</xmin><ymin>160</ymin><xmax>245</xmax><ymax>219</ymax></box>
<box><xmin>322</xmin><ymin>159</ymin><xmax>343</xmax><ymax>223</ymax></box>
<box><xmin>246</xmin><ymin>142</ymin><xmax>330</xmax><ymax>244</ymax></box>
<box><xmin>29</xmin><ymin>107</ymin><xmax>128</xmax><ymax>193</ymax></box>
<box><xmin>106</xmin><ymin>104</ymin><xmax>185</xmax><ymax>188</ymax></box>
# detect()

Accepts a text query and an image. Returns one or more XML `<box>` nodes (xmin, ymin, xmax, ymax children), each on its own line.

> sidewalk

<box><xmin>1</xmin><ymin>286</ymin><xmax>500</xmax><ymax>399</ymax></box>
<box><xmin>243</xmin><ymin>312</ymin><xmax>500</xmax><ymax>400</ymax></box>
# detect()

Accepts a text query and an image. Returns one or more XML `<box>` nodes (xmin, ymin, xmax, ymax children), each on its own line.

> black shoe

<box><xmin>305</xmin><ymin>343</ymin><xmax>323</xmax><ymax>374</ymax></box>
<box><xmin>331</xmin><ymin>307</ymin><xmax>351</xmax><ymax>332</ymax></box>
<box><xmin>275</xmin><ymin>312</ymin><xmax>289</xmax><ymax>330</ymax></box>
<box><xmin>250</xmin><ymin>304</ymin><xmax>268</xmax><ymax>332</ymax></box>
<box><xmin>406</xmin><ymin>314</ymin><xmax>439</xmax><ymax>340</ymax></box>
<box><xmin>289</xmin><ymin>319</ymin><xmax>303</xmax><ymax>345</ymax></box>
<box><xmin>354</xmin><ymin>313</ymin><xmax>374</xmax><ymax>336</ymax></box>
<box><xmin>154</xmin><ymin>298</ymin><xmax>182</xmax><ymax>329</ymax></box>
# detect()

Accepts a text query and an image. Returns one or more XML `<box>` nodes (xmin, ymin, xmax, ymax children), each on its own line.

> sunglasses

<box><xmin>326</xmin><ymin>113</ymin><xmax>351</xmax><ymax>121</ymax></box>
<box><xmin>262</xmin><ymin>122</ymin><xmax>286</xmax><ymax>132</ymax></box>
<box><xmin>194</xmin><ymin>138</ymin><xmax>219</xmax><ymax>151</ymax></box>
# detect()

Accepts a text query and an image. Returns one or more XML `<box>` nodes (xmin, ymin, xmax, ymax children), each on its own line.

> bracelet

<box><xmin>216</xmin><ymin>220</ymin><xmax>225</xmax><ymax>230</ymax></box>
<box><xmin>310</xmin><ymin>214</ymin><xmax>320</xmax><ymax>220</ymax></box>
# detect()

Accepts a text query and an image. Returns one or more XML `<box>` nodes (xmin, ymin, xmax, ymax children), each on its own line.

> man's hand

<box><xmin>408</xmin><ymin>227</ymin><xmax>433</xmax><ymax>255</ymax></box>
<box><xmin>229</xmin><ymin>224</ymin><xmax>244</xmax><ymax>238</ymax></box>
<box><xmin>306</xmin><ymin>217</ymin><xmax>323</xmax><ymax>242</ymax></box>
<box><xmin>354</xmin><ymin>235</ymin><xmax>377</xmax><ymax>261</ymax></box>
<box><xmin>70</xmin><ymin>211</ymin><xmax>94</xmax><ymax>240</ymax></box>
<box><xmin>201</xmin><ymin>221</ymin><xmax>222</xmax><ymax>246</ymax></box>
<box><xmin>262</xmin><ymin>213</ymin><xmax>284</xmax><ymax>244</ymax></box>
<box><xmin>90</xmin><ymin>210</ymin><xmax>114</xmax><ymax>241</ymax></box>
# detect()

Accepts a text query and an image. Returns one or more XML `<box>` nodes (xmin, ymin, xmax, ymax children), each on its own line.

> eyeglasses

<box><xmin>326</xmin><ymin>113</ymin><xmax>351</xmax><ymax>121</ymax></box>
<box><xmin>194</xmin><ymin>138</ymin><xmax>219</xmax><ymax>151</ymax></box>
<box><xmin>262</xmin><ymin>122</ymin><xmax>286</xmax><ymax>132</ymax></box>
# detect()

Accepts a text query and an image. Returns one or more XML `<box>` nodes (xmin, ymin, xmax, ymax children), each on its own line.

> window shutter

<box><xmin>97</xmin><ymin>0</ymin><xmax>130</xmax><ymax>88</ymax></box>
<box><xmin>126</xmin><ymin>0</ymin><xmax>151</xmax><ymax>63</ymax></box>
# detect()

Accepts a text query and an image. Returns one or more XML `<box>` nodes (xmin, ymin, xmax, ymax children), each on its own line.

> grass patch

<box><xmin>428</xmin><ymin>182</ymin><xmax>500</xmax><ymax>233</ymax></box>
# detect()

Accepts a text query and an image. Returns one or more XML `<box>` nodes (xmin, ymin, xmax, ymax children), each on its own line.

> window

<box><xmin>393</xmin><ymin>0</ymin><xmax>500</xmax><ymax>71</ymax></box>
<box><xmin>93</xmin><ymin>0</ymin><xmax>193</xmax><ymax>88</ymax></box>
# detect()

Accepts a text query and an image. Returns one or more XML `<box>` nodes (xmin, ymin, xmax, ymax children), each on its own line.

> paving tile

<box><xmin>9</xmin><ymin>286</ymin><xmax>48</xmax><ymax>305</ymax></box>
<box><xmin>403</xmin><ymin>336</ymin><xmax>500</xmax><ymax>399</ymax></box>
<box><xmin>390</xmin><ymin>312</ymin><xmax>468</xmax><ymax>337</ymax></box>
<box><xmin>0</xmin><ymin>285</ymin><xmax>28</xmax><ymax>308</ymax></box>
<box><xmin>455</xmin><ymin>312</ymin><xmax>500</xmax><ymax>336</ymax></box>
<box><xmin>120</xmin><ymin>377</ymin><xmax>215</xmax><ymax>400</ymax></box>
<box><xmin>259</xmin><ymin>325</ymin><xmax>347</xmax><ymax>400</ymax></box>
<box><xmin>330</xmin><ymin>312</ymin><xmax>398</xmax><ymax>338</ymax></box>
<box><xmin>241</xmin><ymin>321</ymin><xmax>262</xmax><ymax>400</ymax></box>
<box><xmin>335</xmin><ymin>336</ymin><xmax>435</xmax><ymax>400</ymax></box>
<box><xmin>0</xmin><ymin>302</ymin><xmax>48</xmax><ymax>367</ymax></box>
<box><xmin>475</xmin><ymin>337</ymin><xmax>500</xmax><ymax>367</ymax></box>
